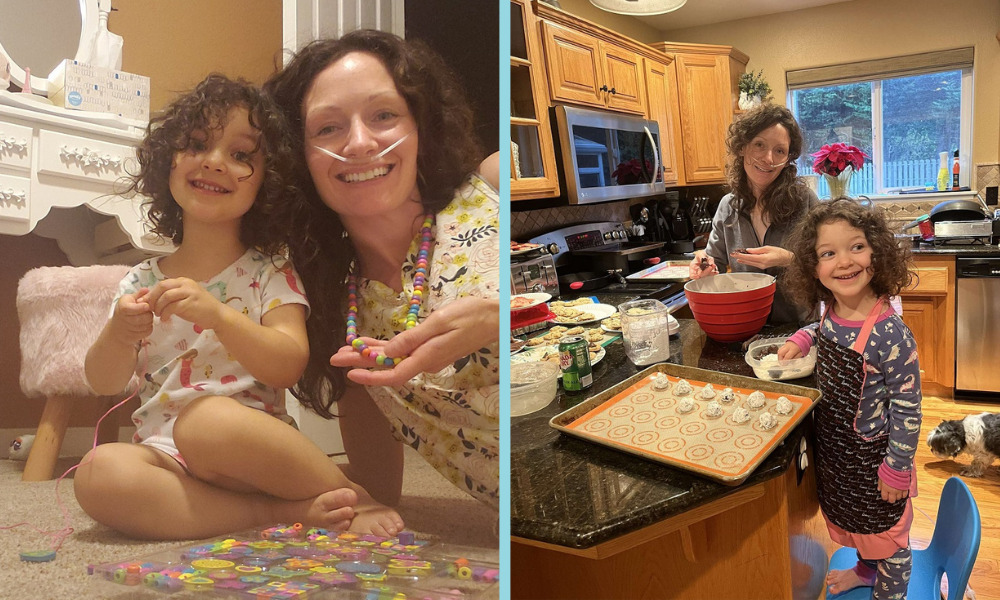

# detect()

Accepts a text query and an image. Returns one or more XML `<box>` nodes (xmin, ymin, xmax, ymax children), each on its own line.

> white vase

<box><xmin>738</xmin><ymin>91</ymin><xmax>761</xmax><ymax>110</ymax></box>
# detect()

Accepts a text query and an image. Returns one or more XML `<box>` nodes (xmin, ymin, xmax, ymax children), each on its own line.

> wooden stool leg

<box><xmin>22</xmin><ymin>395</ymin><xmax>74</xmax><ymax>481</ymax></box>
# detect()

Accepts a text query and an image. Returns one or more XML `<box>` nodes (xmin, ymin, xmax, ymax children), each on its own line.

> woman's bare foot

<box><xmin>349</xmin><ymin>502</ymin><xmax>405</xmax><ymax>537</ymax></box>
<box><xmin>272</xmin><ymin>488</ymin><xmax>359</xmax><ymax>531</ymax></box>
<box><xmin>827</xmin><ymin>568</ymin><xmax>869</xmax><ymax>595</ymax></box>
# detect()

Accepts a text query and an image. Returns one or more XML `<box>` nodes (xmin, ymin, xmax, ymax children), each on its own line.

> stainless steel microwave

<box><xmin>554</xmin><ymin>105</ymin><xmax>665</xmax><ymax>204</ymax></box>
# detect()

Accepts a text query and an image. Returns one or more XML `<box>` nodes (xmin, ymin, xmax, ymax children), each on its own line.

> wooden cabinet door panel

<box><xmin>900</xmin><ymin>297</ymin><xmax>940</xmax><ymax>387</ymax></box>
<box><xmin>602</xmin><ymin>44</ymin><xmax>645</xmax><ymax>115</ymax></box>
<box><xmin>541</xmin><ymin>22</ymin><xmax>604</xmax><ymax>108</ymax></box>
<box><xmin>643</xmin><ymin>59</ymin><xmax>681</xmax><ymax>185</ymax></box>
<box><xmin>673</xmin><ymin>53</ymin><xmax>729</xmax><ymax>183</ymax></box>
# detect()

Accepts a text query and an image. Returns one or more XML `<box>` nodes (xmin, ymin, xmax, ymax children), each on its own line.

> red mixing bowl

<box><xmin>684</xmin><ymin>273</ymin><xmax>776</xmax><ymax>342</ymax></box>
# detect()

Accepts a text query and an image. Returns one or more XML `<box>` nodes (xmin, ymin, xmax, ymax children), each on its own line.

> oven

<box><xmin>527</xmin><ymin>221</ymin><xmax>689</xmax><ymax>311</ymax></box>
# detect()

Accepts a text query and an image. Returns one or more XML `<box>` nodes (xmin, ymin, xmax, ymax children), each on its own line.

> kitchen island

<box><xmin>511</xmin><ymin>313</ymin><xmax>838</xmax><ymax>600</ymax></box>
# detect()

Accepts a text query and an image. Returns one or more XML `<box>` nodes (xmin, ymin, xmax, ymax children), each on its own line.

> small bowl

<box><xmin>510</xmin><ymin>361</ymin><xmax>560</xmax><ymax>416</ymax></box>
<box><xmin>744</xmin><ymin>336</ymin><xmax>817</xmax><ymax>381</ymax></box>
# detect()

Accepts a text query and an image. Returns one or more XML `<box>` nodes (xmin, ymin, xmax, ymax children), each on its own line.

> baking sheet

<box><xmin>625</xmin><ymin>260</ymin><xmax>691</xmax><ymax>282</ymax></box>
<box><xmin>550</xmin><ymin>363</ymin><xmax>821</xmax><ymax>485</ymax></box>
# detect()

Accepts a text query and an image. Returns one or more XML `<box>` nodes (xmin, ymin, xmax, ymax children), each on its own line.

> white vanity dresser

<box><xmin>0</xmin><ymin>97</ymin><xmax>168</xmax><ymax>265</ymax></box>
<box><xmin>0</xmin><ymin>0</ymin><xmax>167</xmax><ymax>265</ymax></box>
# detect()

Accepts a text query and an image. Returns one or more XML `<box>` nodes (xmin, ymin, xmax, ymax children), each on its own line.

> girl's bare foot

<box><xmin>827</xmin><ymin>568</ymin><xmax>869</xmax><ymax>595</ymax></box>
<box><xmin>272</xmin><ymin>488</ymin><xmax>359</xmax><ymax>531</ymax></box>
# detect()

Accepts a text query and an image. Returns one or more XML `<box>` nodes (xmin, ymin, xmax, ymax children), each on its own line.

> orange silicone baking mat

<box><xmin>550</xmin><ymin>363</ymin><xmax>821</xmax><ymax>485</ymax></box>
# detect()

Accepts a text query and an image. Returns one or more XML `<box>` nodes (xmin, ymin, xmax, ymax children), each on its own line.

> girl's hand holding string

<box><xmin>110</xmin><ymin>289</ymin><xmax>154</xmax><ymax>346</ymax></box>
<box><xmin>331</xmin><ymin>297</ymin><xmax>500</xmax><ymax>387</ymax></box>
<box><xmin>144</xmin><ymin>277</ymin><xmax>224</xmax><ymax>329</ymax></box>
<box><xmin>878</xmin><ymin>479</ymin><xmax>909</xmax><ymax>503</ymax></box>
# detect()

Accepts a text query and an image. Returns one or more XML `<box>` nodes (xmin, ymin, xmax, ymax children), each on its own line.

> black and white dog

<box><xmin>927</xmin><ymin>413</ymin><xmax>1000</xmax><ymax>477</ymax></box>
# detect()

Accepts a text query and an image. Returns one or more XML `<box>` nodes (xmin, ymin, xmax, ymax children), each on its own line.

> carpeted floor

<box><xmin>0</xmin><ymin>449</ymin><xmax>497</xmax><ymax>599</ymax></box>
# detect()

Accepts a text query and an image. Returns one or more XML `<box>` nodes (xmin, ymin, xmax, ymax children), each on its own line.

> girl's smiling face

<box><xmin>168</xmin><ymin>107</ymin><xmax>264</xmax><ymax>230</ymax></box>
<box><xmin>814</xmin><ymin>218</ymin><xmax>874</xmax><ymax>307</ymax></box>
<box><xmin>301</xmin><ymin>51</ymin><xmax>420</xmax><ymax>218</ymax></box>
<box><xmin>741</xmin><ymin>123</ymin><xmax>790</xmax><ymax>197</ymax></box>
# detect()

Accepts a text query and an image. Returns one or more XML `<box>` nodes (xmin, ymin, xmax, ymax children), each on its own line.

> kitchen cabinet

<box><xmin>899</xmin><ymin>255</ymin><xmax>955</xmax><ymax>393</ymax></box>
<box><xmin>537</xmin><ymin>6</ymin><xmax>647</xmax><ymax>116</ymax></box>
<box><xmin>651</xmin><ymin>43</ymin><xmax>748</xmax><ymax>185</ymax></box>
<box><xmin>511</xmin><ymin>0</ymin><xmax>560</xmax><ymax>200</ymax></box>
<box><xmin>643</xmin><ymin>57</ymin><xmax>682</xmax><ymax>186</ymax></box>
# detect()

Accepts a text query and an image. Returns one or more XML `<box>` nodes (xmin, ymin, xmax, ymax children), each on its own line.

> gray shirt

<box><xmin>704</xmin><ymin>187</ymin><xmax>820</xmax><ymax>325</ymax></box>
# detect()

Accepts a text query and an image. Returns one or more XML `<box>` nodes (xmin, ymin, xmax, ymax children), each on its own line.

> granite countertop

<box><xmin>909</xmin><ymin>242</ymin><xmax>1000</xmax><ymax>255</ymax></box>
<box><xmin>511</xmin><ymin>302</ymin><xmax>815</xmax><ymax>550</ymax></box>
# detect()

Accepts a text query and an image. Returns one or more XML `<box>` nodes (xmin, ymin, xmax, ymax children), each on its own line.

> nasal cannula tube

<box><xmin>313</xmin><ymin>132</ymin><xmax>411</xmax><ymax>164</ymax></box>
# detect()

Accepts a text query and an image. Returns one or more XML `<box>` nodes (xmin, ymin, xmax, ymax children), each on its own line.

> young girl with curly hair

<box><xmin>75</xmin><ymin>74</ymin><xmax>402</xmax><ymax>539</ymax></box>
<box><xmin>779</xmin><ymin>199</ymin><xmax>921</xmax><ymax>599</ymax></box>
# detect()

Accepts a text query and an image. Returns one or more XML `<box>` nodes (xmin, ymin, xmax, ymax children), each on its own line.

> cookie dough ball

<box><xmin>677</xmin><ymin>397</ymin><xmax>696</xmax><ymax>414</ymax></box>
<box><xmin>705</xmin><ymin>401</ymin><xmax>723</xmax><ymax>418</ymax></box>
<box><xmin>774</xmin><ymin>396</ymin><xmax>794</xmax><ymax>415</ymax></box>
<box><xmin>719</xmin><ymin>388</ymin><xmax>738</xmax><ymax>404</ymax></box>
<box><xmin>758</xmin><ymin>411</ymin><xmax>778</xmax><ymax>430</ymax></box>
<box><xmin>652</xmin><ymin>373</ymin><xmax>671</xmax><ymax>391</ymax></box>
<box><xmin>732</xmin><ymin>407</ymin><xmax>752</xmax><ymax>424</ymax></box>
<box><xmin>700</xmin><ymin>384</ymin><xmax>717</xmax><ymax>400</ymax></box>
<box><xmin>674</xmin><ymin>379</ymin><xmax>693</xmax><ymax>395</ymax></box>
<box><xmin>747</xmin><ymin>390</ymin><xmax>766</xmax><ymax>410</ymax></box>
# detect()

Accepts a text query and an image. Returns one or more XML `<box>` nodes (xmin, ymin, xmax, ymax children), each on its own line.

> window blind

<box><xmin>786</xmin><ymin>47</ymin><xmax>973</xmax><ymax>89</ymax></box>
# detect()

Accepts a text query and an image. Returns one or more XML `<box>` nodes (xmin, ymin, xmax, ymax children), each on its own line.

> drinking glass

<box><xmin>618</xmin><ymin>299</ymin><xmax>671</xmax><ymax>365</ymax></box>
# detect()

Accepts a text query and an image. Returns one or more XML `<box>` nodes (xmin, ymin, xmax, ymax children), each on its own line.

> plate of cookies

<box><xmin>550</xmin><ymin>303</ymin><xmax>617</xmax><ymax>325</ymax></box>
<box><xmin>511</xmin><ymin>344</ymin><xmax>606</xmax><ymax>367</ymax></box>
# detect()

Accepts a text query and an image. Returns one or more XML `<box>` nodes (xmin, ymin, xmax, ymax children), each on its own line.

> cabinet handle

<box><xmin>609</xmin><ymin>87</ymin><xmax>617</xmax><ymax>95</ymax></box>
<box><xmin>0</xmin><ymin>187</ymin><xmax>27</xmax><ymax>203</ymax></box>
<box><xmin>599</xmin><ymin>84</ymin><xmax>609</xmax><ymax>92</ymax></box>
<box><xmin>60</xmin><ymin>145</ymin><xmax>124</xmax><ymax>171</ymax></box>
<box><xmin>0</xmin><ymin>134</ymin><xmax>28</xmax><ymax>154</ymax></box>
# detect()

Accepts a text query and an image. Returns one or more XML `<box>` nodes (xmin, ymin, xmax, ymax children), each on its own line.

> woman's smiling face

<box><xmin>301</xmin><ymin>51</ymin><xmax>419</xmax><ymax>217</ymax></box>
<box><xmin>741</xmin><ymin>123</ymin><xmax>790</xmax><ymax>197</ymax></box>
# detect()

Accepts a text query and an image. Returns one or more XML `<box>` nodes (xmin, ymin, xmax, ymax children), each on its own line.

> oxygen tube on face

<box><xmin>313</xmin><ymin>132</ymin><xmax>412</xmax><ymax>164</ymax></box>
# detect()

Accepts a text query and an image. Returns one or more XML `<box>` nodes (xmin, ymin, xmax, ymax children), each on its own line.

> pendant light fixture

<box><xmin>589</xmin><ymin>0</ymin><xmax>687</xmax><ymax>16</ymax></box>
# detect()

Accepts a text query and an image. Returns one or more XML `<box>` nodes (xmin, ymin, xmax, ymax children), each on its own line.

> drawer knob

<box><xmin>0</xmin><ymin>135</ymin><xmax>28</xmax><ymax>154</ymax></box>
<box><xmin>59</xmin><ymin>145</ymin><xmax>124</xmax><ymax>171</ymax></box>
<box><xmin>0</xmin><ymin>187</ymin><xmax>27</xmax><ymax>203</ymax></box>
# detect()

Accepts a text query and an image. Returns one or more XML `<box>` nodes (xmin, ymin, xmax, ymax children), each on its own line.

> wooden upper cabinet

<box><xmin>510</xmin><ymin>0</ymin><xmax>560</xmax><ymax>200</ymax></box>
<box><xmin>643</xmin><ymin>57</ymin><xmax>681</xmax><ymax>186</ymax></box>
<box><xmin>540</xmin><ymin>20</ymin><xmax>646</xmax><ymax>115</ymax></box>
<box><xmin>651</xmin><ymin>43</ymin><xmax>748</xmax><ymax>185</ymax></box>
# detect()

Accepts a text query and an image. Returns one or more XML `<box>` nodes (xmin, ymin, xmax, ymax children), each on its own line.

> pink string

<box><xmin>2</xmin><ymin>347</ymin><xmax>146</xmax><ymax>553</ymax></box>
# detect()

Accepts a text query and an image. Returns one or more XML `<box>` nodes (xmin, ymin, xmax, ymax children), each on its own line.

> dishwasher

<box><xmin>955</xmin><ymin>257</ymin><xmax>1000</xmax><ymax>393</ymax></box>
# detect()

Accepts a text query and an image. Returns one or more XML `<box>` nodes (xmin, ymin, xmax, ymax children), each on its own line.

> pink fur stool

<box><xmin>16</xmin><ymin>264</ymin><xmax>131</xmax><ymax>481</ymax></box>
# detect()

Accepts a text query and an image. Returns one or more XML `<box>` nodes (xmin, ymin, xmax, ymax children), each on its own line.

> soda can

<box><xmin>559</xmin><ymin>335</ymin><xmax>593</xmax><ymax>392</ymax></box>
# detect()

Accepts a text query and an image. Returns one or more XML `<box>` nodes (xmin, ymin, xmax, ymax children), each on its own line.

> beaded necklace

<box><xmin>346</xmin><ymin>213</ymin><xmax>435</xmax><ymax>366</ymax></box>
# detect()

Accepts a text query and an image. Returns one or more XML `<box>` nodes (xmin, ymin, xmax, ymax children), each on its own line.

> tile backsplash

<box><xmin>511</xmin><ymin>199</ymin><xmax>636</xmax><ymax>240</ymax></box>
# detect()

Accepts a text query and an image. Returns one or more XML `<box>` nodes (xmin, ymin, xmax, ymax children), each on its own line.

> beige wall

<box><xmin>2</xmin><ymin>3</ymin><xmax>282</xmax><ymax>431</ymax></box>
<box><xmin>561</xmin><ymin>0</ymin><xmax>1000</xmax><ymax>171</ymax></box>
<box><xmin>114</xmin><ymin>0</ymin><xmax>283</xmax><ymax>112</ymax></box>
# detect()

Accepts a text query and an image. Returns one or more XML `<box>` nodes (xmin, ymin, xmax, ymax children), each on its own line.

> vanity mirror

<box><xmin>0</xmin><ymin>0</ymin><xmax>99</xmax><ymax>94</ymax></box>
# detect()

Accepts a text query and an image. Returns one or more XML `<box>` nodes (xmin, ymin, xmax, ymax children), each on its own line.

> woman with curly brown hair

<box><xmin>264</xmin><ymin>30</ymin><xmax>499</xmax><ymax>511</ymax></box>
<box><xmin>76</xmin><ymin>74</ymin><xmax>403</xmax><ymax>539</ymax></box>
<box><xmin>777</xmin><ymin>199</ymin><xmax>920</xmax><ymax>599</ymax></box>
<box><xmin>688</xmin><ymin>103</ymin><xmax>820</xmax><ymax>324</ymax></box>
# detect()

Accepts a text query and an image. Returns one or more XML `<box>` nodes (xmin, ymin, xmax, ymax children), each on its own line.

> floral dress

<box><xmin>355</xmin><ymin>173</ymin><xmax>500</xmax><ymax>508</ymax></box>
<box><xmin>114</xmin><ymin>249</ymin><xmax>309</xmax><ymax>464</ymax></box>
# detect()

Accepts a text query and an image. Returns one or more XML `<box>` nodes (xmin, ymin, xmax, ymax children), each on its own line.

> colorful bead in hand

<box><xmin>346</xmin><ymin>213</ymin><xmax>435</xmax><ymax>367</ymax></box>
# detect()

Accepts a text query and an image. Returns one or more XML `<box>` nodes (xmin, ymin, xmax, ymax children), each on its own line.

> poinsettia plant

<box><xmin>611</xmin><ymin>158</ymin><xmax>652</xmax><ymax>185</ymax></box>
<box><xmin>811</xmin><ymin>143</ymin><xmax>868</xmax><ymax>177</ymax></box>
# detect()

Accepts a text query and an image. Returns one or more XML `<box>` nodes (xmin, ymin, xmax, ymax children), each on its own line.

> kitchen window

<box><xmin>786</xmin><ymin>48</ymin><xmax>973</xmax><ymax>197</ymax></box>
